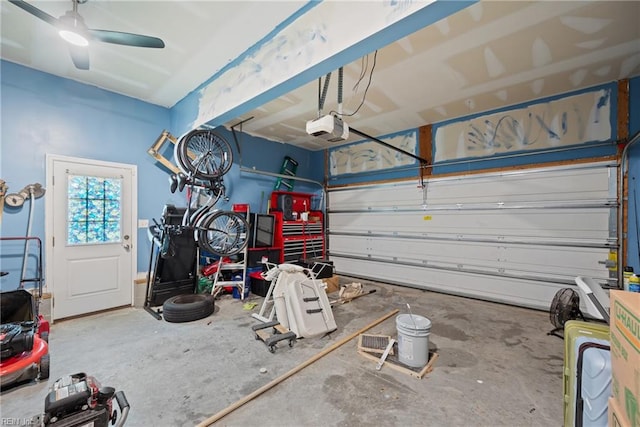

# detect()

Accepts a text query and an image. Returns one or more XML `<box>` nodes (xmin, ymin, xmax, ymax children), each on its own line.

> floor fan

<box><xmin>548</xmin><ymin>288</ymin><xmax>584</xmax><ymax>338</ymax></box>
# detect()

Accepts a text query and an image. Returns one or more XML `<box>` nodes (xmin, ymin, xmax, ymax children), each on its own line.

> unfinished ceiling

<box><xmin>1</xmin><ymin>1</ymin><xmax>639</xmax><ymax>152</ymax></box>
<box><xmin>0</xmin><ymin>0</ymin><xmax>306</xmax><ymax>107</ymax></box>
<box><xmin>225</xmin><ymin>1</ymin><xmax>640</xmax><ymax>150</ymax></box>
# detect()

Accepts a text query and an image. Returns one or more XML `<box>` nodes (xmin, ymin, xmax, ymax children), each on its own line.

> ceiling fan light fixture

<box><xmin>59</xmin><ymin>29</ymin><xmax>89</xmax><ymax>46</ymax></box>
<box><xmin>58</xmin><ymin>10</ymin><xmax>89</xmax><ymax>46</ymax></box>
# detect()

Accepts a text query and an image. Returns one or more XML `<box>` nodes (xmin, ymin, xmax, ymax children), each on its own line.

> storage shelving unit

<box><xmin>210</xmin><ymin>206</ymin><xmax>250</xmax><ymax>299</ymax></box>
<box><xmin>211</xmin><ymin>257</ymin><xmax>247</xmax><ymax>298</ymax></box>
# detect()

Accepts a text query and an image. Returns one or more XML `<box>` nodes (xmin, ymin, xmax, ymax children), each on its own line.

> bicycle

<box><xmin>163</xmin><ymin>128</ymin><xmax>248</xmax><ymax>257</ymax></box>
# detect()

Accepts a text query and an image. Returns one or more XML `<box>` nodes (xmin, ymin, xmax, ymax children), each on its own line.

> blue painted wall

<box><xmin>0</xmin><ymin>61</ymin><xmax>173</xmax><ymax>291</ymax></box>
<box><xmin>627</xmin><ymin>76</ymin><xmax>640</xmax><ymax>274</ymax></box>
<box><xmin>0</xmin><ymin>60</ymin><xmax>323</xmax><ymax>291</ymax></box>
<box><xmin>204</xmin><ymin>126</ymin><xmax>325</xmax><ymax>215</ymax></box>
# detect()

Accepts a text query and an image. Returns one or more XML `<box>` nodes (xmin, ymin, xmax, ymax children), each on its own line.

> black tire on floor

<box><xmin>162</xmin><ymin>294</ymin><xmax>214</xmax><ymax>323</ymax></box>
<box><xmin>39</xmin><ymin>354</ymin><xmax>50</xmax><ymax>380</ymax></box>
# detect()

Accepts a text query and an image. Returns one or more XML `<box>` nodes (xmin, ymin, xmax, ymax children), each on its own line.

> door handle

<box><xmin>123</xmin><ymin>244</ymin><xmax>131</xmax><ymax>251</ymax></box>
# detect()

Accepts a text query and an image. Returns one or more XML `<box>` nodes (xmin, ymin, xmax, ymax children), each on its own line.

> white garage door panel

<box><xmin>330</xmin><ymin>236</ymin><xmax>609</xmax><ymax>282</ymax></box>
<box><xmin>499</xmin><ymin>245</ymin><xmax>608</xmax><ymax>279</ymax></box>
<box><xmin>329</xmin><ymin>165</ymin><xmax>613</xmax><ymax>210</ymax></box>
<box><xmin>423</xmin><ymin>168</ymin><xmax>612</xmax><ymax>206</ymax></box>
<box><xmin>331</xmin><ymin>256</ymin><xmax>564</xmax><ymax>310</ymax></box>
<box><xmin>328</xmin><ymin>185</ymin><xmax>421</xmax><ymax>210</ymax></box>
<box><xmin>327</xmin><ymin>162</ymin><xmax>616</xmax><ymax>310</ymax></box>
<box><xmin>331</xmin><ymin>235</ymin><xmax>501</xmax><ymax>266</ymax></box>
<box><xmin>329</xmin><ymin>209</ymin><xmax>610</xmax><ymax>243</ymax></box>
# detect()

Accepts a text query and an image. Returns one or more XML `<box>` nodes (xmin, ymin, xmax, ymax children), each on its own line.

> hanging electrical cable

<box><xmin>353</xmin><ymin>54</ymin><xmax>369</xmax><ymax>93</ymax></box>
<box><xmin>332</xmin><ymin>50</ymin><xmax>377</xmax><ymax>118</ymax></box>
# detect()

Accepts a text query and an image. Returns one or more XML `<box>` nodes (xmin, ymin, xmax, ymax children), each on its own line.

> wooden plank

<box><xmin>429</xmin><ymin>155</ymin><xmax>617</xmax><ymax>180</ymax></box>
<box><xmin>622</xmin><ymin>172</ymin><xmax>628</xmax><ymax>267</ymax></box>
<box><xmin>618</xmin><ymin>79</ymin><xmax>629</xmax><ymax>143</ymax></box>
<box><xmin>147</xmin><ymin>130</ymin><xmax>180</xmax><ymax>173</ymax></box>
<box><xmin>273</xmin><ymin>323</ymin><xmax>290</xmax><ymax>334</ymax></box>
<box><xmin>255</xmin><ymin>329</ymin><xmax>272</xmax><ymax>342</ymax></box>
<box><xmin>148</xmin><ymin>148</ymin><xmax>180</xmax><ymax>174</ymax></box>
<box><xmin>358</xmin><ymin>349</ymin><xmax>438</xmax><ymax>379</ymax></box>
<box><xmin>618</xmin><ymin>79</ymin><xmax>630</xmax><ymax>267</ymax></box>
<box><xmin>419</xmin><ymin>124</ymin><xmax>433</xmax><ymax>177</ymax></box>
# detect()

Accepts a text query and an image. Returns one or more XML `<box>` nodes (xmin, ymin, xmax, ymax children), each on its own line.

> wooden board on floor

<box><xmin>255</xmin><ymin>323</ymin><xmax>290</xmax><ymax>341</ymax></box>
<box><xmin>358</xmin><ymin>348</ymin><xmax>438</xmax><ymax>379</ymax></box>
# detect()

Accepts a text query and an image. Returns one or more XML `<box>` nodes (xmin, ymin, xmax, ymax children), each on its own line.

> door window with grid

<box><xmin>67</xmin><ymin>175</ymin><xmax>122</xmax><ymax>245</ymax></box>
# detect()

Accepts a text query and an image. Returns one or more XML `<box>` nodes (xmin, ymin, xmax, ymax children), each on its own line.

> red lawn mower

<box><xmin>0</xmin><ymin>236</ymin><xmax>50</xmax><ymax>389</ymax></box>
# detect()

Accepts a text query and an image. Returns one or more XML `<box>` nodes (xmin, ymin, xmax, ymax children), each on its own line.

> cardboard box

<box><xmin>610</xmin><ymin>290</ymin><xmax>640</xmax><ymax>427</ymax></box>
<box><xmin>322</xmin><ymin>275</ymin><xmax>340</xmax><ymax>294</ymax></box>
<box><xmin>610</xmin><ymin>397</ymin><xmax>632</xmax><ymax>427</ymax></box>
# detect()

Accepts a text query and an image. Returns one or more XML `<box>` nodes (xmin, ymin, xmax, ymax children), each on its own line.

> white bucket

<box><xmin>396</xmin><ymin>313</ymin><xmax>431</xmax><ymax>368</ymax></box>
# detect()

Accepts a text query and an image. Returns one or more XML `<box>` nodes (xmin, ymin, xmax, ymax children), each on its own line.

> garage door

<box><xmin>327</xmin><ymin>161</ymin><xmax>617</xmax><ymax>310</ymax></box>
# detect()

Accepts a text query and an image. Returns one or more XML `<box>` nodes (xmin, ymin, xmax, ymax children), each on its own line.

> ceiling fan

<box><xmin>9</xmin><ymin>0</ymin><xmax>165</xmax><ymax>70</ymax></box>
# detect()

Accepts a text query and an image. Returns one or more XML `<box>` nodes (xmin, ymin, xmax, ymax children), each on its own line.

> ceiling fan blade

<box><xmin>8</xmin><ymin>0</ymin><xmax>59</xmax><ymax>26</ymax></box>
<box><xmin>88</xmin><ymin>29</ymin><xmax>165</xmax><ymax>48</ymax></box>
<box><xmin>68</xmin><ymin>44</ymin><xmax>90</xmax><ymax>70</ymax></box>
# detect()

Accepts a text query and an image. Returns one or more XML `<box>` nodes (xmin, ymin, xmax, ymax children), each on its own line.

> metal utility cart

<box><xmin>251</xmin><ymin>321</ymin><xmax>297</xmax><ymax>353</ymax></box>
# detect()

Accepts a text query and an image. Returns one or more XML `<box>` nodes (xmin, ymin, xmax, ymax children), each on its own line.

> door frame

<box><xmin>45</xmin><ymin>154</ymin><xmax>138</xmax><ymax>322</ymax></box>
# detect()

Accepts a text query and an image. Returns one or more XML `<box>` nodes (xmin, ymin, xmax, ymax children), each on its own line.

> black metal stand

<box><xmin>143</xmin><ymin>205</ymin><xmax>198</xmax><ymax>320</ymax></box>
<box><xmin>0</xmin><ymin>236</ymin><xmax>44</xmax><ymax>296</ymax></box>
<box><xmin>143</xmin><ymin>242</ymin><xmax>163</xmax><ymax>321</ymax></box>
<box><xmin>547</xmin><ymin>311</ymin><xmax>586</xmax><ymax>339</ymax></box>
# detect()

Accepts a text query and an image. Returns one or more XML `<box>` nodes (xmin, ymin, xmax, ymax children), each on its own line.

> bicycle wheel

<box><xmin>174</xmin><ymin>136</ymin><xmax>191</xmax><ymax>176</ymax></box>
<box><xmin>196</xmin><ymin>211</ymin><xmax>248</xmax><ymax>256</ymax></box>
<box><xmin>177</xmin><ymin>129</ymin><xmax>233</xmax><ymax>180</ymax></box>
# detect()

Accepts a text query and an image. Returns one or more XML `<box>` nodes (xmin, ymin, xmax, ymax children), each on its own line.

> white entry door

<box><xmin>46</xmin><ymin>155</ymin><xmax>137</xmax><ymax>320</ymax></box>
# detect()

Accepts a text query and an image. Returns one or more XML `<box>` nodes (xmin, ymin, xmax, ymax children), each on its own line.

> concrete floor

<box><xmin>1</xmin><ymin>277</ymin><xmax>564</xmax><ymax>426</ymax></box>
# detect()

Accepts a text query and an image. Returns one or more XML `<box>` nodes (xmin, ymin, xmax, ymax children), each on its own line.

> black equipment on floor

<box><xmin>547</xmin><ymin>288</ymin><xmax>584</xmax><ymax>338</ymax></box>
<box><xmin>31</xmin><ymin>372</ymin><xmax>130</xmax><ymax>427</ymax></box>
<box><xmin>144</xmin><ymin>205</ymin><xmax>198</xmax><ymax>320</ymax></box>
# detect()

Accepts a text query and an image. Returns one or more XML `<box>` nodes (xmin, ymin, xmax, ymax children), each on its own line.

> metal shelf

<box><xmin>211</xmin><ymin>209</ymin><xmax>250</xmax><ymax>300</ymax></box>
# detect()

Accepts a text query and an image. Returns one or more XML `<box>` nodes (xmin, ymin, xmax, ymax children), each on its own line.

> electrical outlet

<box><xmin>138</xmin><ymin>219</ymin><xmax>149</xmax><ymax>228</ymax></box>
